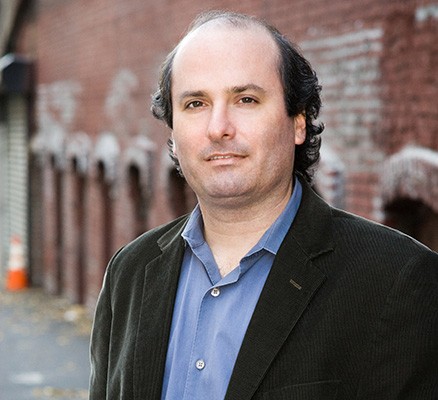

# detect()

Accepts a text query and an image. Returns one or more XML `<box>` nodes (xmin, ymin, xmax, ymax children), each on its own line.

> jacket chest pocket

<box><xmin>255</xmin><ymin>380</ymin><xmax>341</xmax><ymax>400</ymax></box>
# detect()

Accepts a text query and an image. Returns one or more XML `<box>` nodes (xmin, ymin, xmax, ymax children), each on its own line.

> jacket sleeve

<box><xmin>356</xmin><ymin>249</ymin><xmax>438</xmax><ymax>399</ymax></box>
<box><xmin>89</xmin><ymin>264</ymin><xmax>113</xmax><ymax>399</ymax></box>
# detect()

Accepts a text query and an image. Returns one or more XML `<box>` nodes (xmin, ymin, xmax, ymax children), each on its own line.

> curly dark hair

<box><xmin>151</xmin><ymin>10</ymin><xmax>324</xmax><ymax>183</ymax></box>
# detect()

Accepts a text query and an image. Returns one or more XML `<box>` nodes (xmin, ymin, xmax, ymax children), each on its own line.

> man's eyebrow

<box><xmin>177</xmin><ymin>90</ymin><xmax>207</xmax><ymax>103</ymax></box>
<box><xmin>228</xmin><ymin>84</ymin><xmax>266</xmax><ymax>95</ymax></box>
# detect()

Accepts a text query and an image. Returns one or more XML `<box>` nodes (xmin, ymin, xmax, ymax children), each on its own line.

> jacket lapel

<box><xmin>225</xmin><ymin>181</ymin><xmax>335</xmax><ymax>400</ymax></box>
<box><xmin>133</xmin><ymin>219</ymin><xmax>188</xmax><ymax>400</ymax></box>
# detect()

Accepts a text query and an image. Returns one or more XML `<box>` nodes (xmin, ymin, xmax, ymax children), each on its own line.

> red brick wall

<box><xmin>381</xmin><ymin>9</ymin><xmax>438</xmax><ymax>153</ymax></box>
<box><xmin>10</xmin><ymin>0</ymin><xmax>437</xmax><ymax>308</ymax></box>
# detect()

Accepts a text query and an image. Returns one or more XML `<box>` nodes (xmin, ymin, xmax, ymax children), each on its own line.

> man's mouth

<box><xmin>206</xmin><ymin>151</ymin><xmax>247</xmax><ymax>161</ymax></box>
<box><xmin>208</xmin><ymin>154</ymin><xmax>236</xmax><ymax>161</ymax></box>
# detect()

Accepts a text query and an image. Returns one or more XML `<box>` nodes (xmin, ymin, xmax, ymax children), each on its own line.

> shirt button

<box><xmin>211</xmin><ymin>287</ymin><xmax>221</xmax><ymax>297</ymax></box>
<box><xmin>195</xmin><ymin>359</ymin><xmax>205</xmax><ymax>370</ymax></box>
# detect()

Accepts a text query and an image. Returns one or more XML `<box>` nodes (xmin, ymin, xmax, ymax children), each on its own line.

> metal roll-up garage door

<box><xmin>3</xmin><ymin>94</ymin><xmax>29</xmax><ymax>277</ymax></box>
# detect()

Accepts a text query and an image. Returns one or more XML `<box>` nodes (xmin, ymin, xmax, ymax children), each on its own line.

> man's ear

<box><xmin>170</xmin><ymin>133</ymin><xmax>177</xmax><ymax>156</ymax></box>
<box><xmin>294</xmin><ymin>114</ymin><xmax>306</xmax><ymax>145</ymax></box>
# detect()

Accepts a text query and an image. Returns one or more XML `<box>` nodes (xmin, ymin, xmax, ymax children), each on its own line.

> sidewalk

<box><xmin>0</xmin><ymin>288</ymin><xmax>92</xmax><ymax>400</ymax></box>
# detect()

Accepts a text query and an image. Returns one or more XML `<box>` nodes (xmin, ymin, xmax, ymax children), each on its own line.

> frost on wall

<box><xmin>93</xmin><ymin>131</ymin><xmax>120</xmax><ymax>183</ymax></box>
<box><xmin>65</xmin><ymin>132</ymin><xmax>92</xmax><ymax>174</ymax></box>
<box><xmin>104</xmin><ymin>69</ymin><xmax>140</xmax><ymax>136</ymax></box>
<box><xmin>382</xmin><ymin>146</ymin><xmax>438</xmax><ymax>213</ymax></box>
<box><xmin>32</xmin><ymin>80</ymin><xmax>82</xmax><ymax>166</ymax></box>
<box><xmin>300</xmin><ymin>27</ymin><xmax>385</xmax><ymax>169</ymax></box>
<box><xmin>123</xmin><ymin>134</ymin><xmax>156</xmax><ymax>195</ymax></box>
<box><xmin>415</xmin><ymin>4</ymin><xmax>438</xmax><ymax>22</ymax></box>
<box><xmin>314</xmin><ymin>144</ymin><xmax>345</xmax><ymax>209</ymax></box>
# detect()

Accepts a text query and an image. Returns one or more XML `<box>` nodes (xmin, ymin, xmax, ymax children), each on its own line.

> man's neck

<box><xmin>198</xmin><ymin>184</ymin><xmax>293</xmax><ymax>277</ymax></box>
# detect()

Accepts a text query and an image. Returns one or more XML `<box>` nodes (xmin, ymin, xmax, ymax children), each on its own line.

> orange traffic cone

<box><xmin>5</xmin><ymin>235</ymin><xmax>28</xmax><ymax>291</ymax></box>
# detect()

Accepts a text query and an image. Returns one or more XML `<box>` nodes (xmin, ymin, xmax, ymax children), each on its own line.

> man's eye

<box><xmin>187</xmin><ymin>100</ymin><xmax>203</xmax><ymax>109</ymax></box>
<box><xmin>240</xmin><ymin>97</ymin><xmax>256</xmax><ymax>104</ymax></box>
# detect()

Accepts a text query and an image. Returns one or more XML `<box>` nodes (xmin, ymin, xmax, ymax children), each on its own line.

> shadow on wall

<box><xmin>382</xmin><ymin>145</ymin><xmax>438</xmax><ymax>252</ymax></box>
<box><xmin>384</xmin><ymin>199</ymin><xmax>438</xmax><ymax>252</ymax></box>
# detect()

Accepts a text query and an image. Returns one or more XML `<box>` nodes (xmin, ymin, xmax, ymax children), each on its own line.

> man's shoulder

<box><xmin>133</xmin><ymin>214</ymin><xmax>189</xmax><ymax>247</ymax></box>
<box><xmin>329</xmin><ymin>206</ymin><xmax>437</xmax><ymax>263</ymax></box>
<box><xmin>109</xmin><ymin>214</ymin><xmax>189</xmax><ymax>272</ymax></box>
<box><xmin>294</xmin><ymin>181</ymin><xmax>436</xmax><ymax>265</ymax></box>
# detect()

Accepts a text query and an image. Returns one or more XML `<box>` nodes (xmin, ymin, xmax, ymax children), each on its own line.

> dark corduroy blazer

<box><xmin>89</xmin><ymin>179</ymin><xmax>438</xmax><ymax>399</ymax></box>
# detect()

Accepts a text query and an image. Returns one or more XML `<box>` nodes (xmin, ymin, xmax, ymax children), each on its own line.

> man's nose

<box><xmin>206</xmin><ymin>105</ymin><xmax>236</xmax><ymax>141</ymax></box>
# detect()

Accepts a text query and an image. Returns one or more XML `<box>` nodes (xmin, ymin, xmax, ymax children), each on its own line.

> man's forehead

<box><xmin>170</xmin><ymin>20</ymin><xmax>282</xmax><ymax>97</ymax></box>
<box><xmin>174</xmin><ymin>19</ymin><xmax>275</xmax><ymax>59</ymax></box>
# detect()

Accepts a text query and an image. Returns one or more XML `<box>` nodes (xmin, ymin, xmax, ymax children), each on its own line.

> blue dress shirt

<box><xmin>161</xmin><ymin>180</ymin><xmax>302</xmax><ymax>400</ymax></box>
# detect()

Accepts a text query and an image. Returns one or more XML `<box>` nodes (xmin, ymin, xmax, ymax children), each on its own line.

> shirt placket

<box><xmin>182</xmin><ymin>282</ymin><xmax>225</xmax><ymax>399</ymax></box>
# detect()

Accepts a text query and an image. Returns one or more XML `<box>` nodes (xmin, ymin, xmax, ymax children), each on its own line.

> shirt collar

<box><xmin>182</xmin><ymin>178</ymin><xmax>302</xmax><ymax>257</ymax></box>
<box><xmin>250</xmin><ymin>178</ymin><xmax>302</xmax><ymax>256</ymax></box>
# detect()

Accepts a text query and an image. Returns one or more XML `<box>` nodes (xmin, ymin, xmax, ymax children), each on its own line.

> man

<box><xmin>90</xmin><ymin>11</ymin><xmax>438</xmax><ymax>400</ymax></box>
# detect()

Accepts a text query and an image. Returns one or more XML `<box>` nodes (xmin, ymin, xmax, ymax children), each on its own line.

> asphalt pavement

<box><xmin>0</xmin><ymin>288</ymin><xmax>92</xmax><ymax>400</ymax></box>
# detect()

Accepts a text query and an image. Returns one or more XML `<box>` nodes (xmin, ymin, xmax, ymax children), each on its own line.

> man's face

<box><xmin>171</xmin><ymin>22</ymin><xmax>305</xmax><ymax>209</ymax></box>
